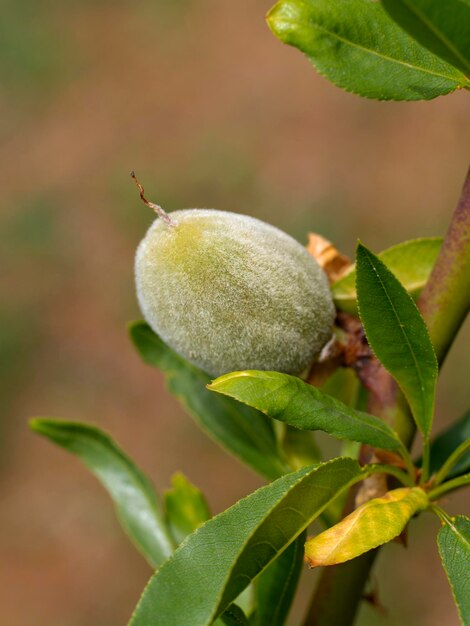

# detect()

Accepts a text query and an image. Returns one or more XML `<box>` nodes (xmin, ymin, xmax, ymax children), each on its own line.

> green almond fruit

<box><xmin>135</xmin><ymin>206</ymin><xmax>335</xmax><ymax>377</ymax></box>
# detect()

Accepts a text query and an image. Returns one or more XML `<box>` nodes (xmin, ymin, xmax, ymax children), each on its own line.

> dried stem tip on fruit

<box><xmin>130</xmin><ymin>171</ymin><xmax>176</xmax><ymax>227</ymax></box>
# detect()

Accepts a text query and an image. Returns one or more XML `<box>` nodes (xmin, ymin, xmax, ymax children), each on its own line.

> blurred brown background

<box><xmin>1</xmin><ymin>1</ymin><xmax>469</xmax><ymax>625</ymax></box>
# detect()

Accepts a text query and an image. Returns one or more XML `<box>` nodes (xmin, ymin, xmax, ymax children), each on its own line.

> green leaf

<box><xmin>356</xmin><ymin>243</ymin><xmax>438</xmax><ymax>437</ymax></box>
<box><xmin>128</xmin><ymin>458</ymin><xmax>364</xmax><ymax>626</ymax></box>
<box><xmin>29</xmin><ymin>419</ymin><xmax>174</xmax><ymax>569</ymax></box>
<box><xmin>382</xmin><ymin>0</ymin><xmax>470</xmax><ymax>77</ymax></box>
<box><xmin>219</xmin><ymin>605</ymin><xmax>250</xmax><ymax>626</ymax></box>
<box><xmin>129</xmin><ymin>322</ymin><xmax>287</xmax><ymax>481</ymax></box>
<box><xmin>164</xmin><ymin>472</ymin><xmax>211</xmax><ymax>544</ymax></box>
<box><xmin>320</xmin><ymin>366</ymin><xmax>360</xmax><ymax>406</ymax></box>
<box><xmin>217</xmin><ymin>586</ymin><xmax>256</xmax><ymax>624</ymax></box>
<box><xmin>332</xmin><ymin>238</ymin><xmax>442</xmax><ymax>315</ymax></box>
<box><xmin>233</xmin><ymin>587</ymin><xmax>256</xmax><ymax>621</ymax></box>
<box><xmin>209</xmin><ymin>371</ymin><xmax>405</xmax><ymax>453</ymax></box>
<box><xmin>426</xmin><ymin>411</ymin><xmax>470</xmax><ymax>479</ymax></box>
<box><xmin>305</xmin><ymin>487</ymin><xmax>428</xmax><ymax>566</ymax></box>
<box><xmin>280</xmin><ymin>425</ymin><xmax>321</xmax><ymax>471</ymax></box>
<box><xmin>437</xmin><ymin>515</ymin><xmax>470</xmax><ymax>625</ymax></box>
<box><xmin>267</xmin><ymin>0</ymin><xmax>470</xmax><ymax>101</ymax></box>
<box><xmin>254</xmin><ymin>531</ymin><xmax>305</xmax><ymax>626</ymax></box>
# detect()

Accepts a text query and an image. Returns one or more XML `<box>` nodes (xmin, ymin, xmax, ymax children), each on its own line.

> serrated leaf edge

<box><xmin>437</xmin><ymin>515</ymin><xmax>470</xmax><ymax>626</ymax></box>
<box><xmin>355</xmin><ymin>244</ymin><xmax>438</xmax><ymax>436</ymax></box>
<box><xmin>128</xmin><ymin>458</ymin><xmax>364</xmax><ymax>626</ymax></box>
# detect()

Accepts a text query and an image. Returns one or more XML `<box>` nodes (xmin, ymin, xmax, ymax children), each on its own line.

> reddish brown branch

<box><xmin>418</xmin><ymin>164</ymin><xmax>470</xmax><ymax>363</ymax></box>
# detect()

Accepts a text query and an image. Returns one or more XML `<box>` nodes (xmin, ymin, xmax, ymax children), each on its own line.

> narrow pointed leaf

<box><xmin>382</xmin><ymin>0</ymin><xmax>470</xmax><ymax>77</ymax></box>
<box><xmin>437</xmin><ymin>515</ymin><xmax>470</xmax><ymax>625</ymax></box>
<box><xmin>267</xmin><ymin>0</ymin><xmax>469</xmax><ymax>101</ymax></box>
<box><xmin>356</xmin><ymin>243</ymin><xmax>438</xmax><ymax>437</ymax></box>
<box><xmin>209</xmin><ymin>371</ymin><xmax>405</xmax><ymax>453</ymax></box>
<box><xmin>164</xmin><ymin>472</ymin><xmax>211</xmax><ymax>544</ymax></box>
<box><xmin>29</xmin><ymin>419</ymin><xmax>174</xmax><ymax>568</ymax></box>
<box><xmin>128</xmin><ymin>458</ymin><xmax>364</xmax><ymax>626</ymax></box>
<box><xmin>305</xmin><ymin>487</ymin><xmax>428</xmax><ymax>567</ymax></box>
<box><xmin>425</xmin><ymin>411</ymin><xmax>470</xmax><ymax>479</ymax></box>
<box><xmin>254</xmin><ymin>531</ymin><xmax>305</xmax><ymax>626</ymax></box>
<box><xmin>129</xmin><ymin>322</ymin><xmax>287</xmax><ymax>481</ymax></box>
<box><xmin>332</xmin><ymin>237</ymin><xmax>442</xmax><ymax>315</ymax></box>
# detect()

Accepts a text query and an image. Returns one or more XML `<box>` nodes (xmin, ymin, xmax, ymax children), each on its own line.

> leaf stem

<box><xmin>432</xmin><ymin>439</ymin><xmax>470</xmax><ymax>486</ymax></box>
<box><xmin>428</xmin><ymin>472</ymin><xmax>470</xmax><ymax>500</ymax></box>
<box><xmin>420</xmin><ymin>437</ymin><xmax>431</xmax><ymax>484</ymax></box>
<box><xmin>430</xmin><ymin>504</ymin><xmax>454</xmax><ymax>525</ymax></box>
<box><xmin>366</xmin><ymin>463</ymin><xmax>415</xmax><ymax>487</ymax></box>
<box><xmin>398</xmin><ymin>444</ymin><xmax>418</xmax><ymax>482</ymax></box>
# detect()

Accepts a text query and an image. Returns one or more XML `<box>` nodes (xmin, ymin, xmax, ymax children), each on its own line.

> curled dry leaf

<box><xmin>307</xmin><ymin>233</ymin><xmax>351</xmax><ymax>283</ymax></box>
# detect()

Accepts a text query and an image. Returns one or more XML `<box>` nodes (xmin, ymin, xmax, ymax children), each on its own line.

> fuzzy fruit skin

<box><xmin>135</xmin><ymin>209</ymin><xmax>335</xmax><ymax>377</ymax></box>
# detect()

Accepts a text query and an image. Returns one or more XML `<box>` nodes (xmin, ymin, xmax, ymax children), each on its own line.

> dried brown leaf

<box><xmin>307</xmin><ymin>233</ymin><xmax>351</xmax><ymax>283</ymax></box>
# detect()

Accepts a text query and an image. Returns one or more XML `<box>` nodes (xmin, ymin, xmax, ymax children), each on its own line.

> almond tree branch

<box><xmin>418</xmin><ymin>164</ymin><xmax>470</xmax><ymax>364</ymax></box>
<box><xmin>302</xmin><ymin>162</ymin><xmax>470</xmax><ymax>626</ymax></box>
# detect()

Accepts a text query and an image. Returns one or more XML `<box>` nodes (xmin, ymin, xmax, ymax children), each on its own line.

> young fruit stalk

<box><xmin>132</xmin><ymin>172</ymin><xmax>335</xmax><ymax>378</ymax></box>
